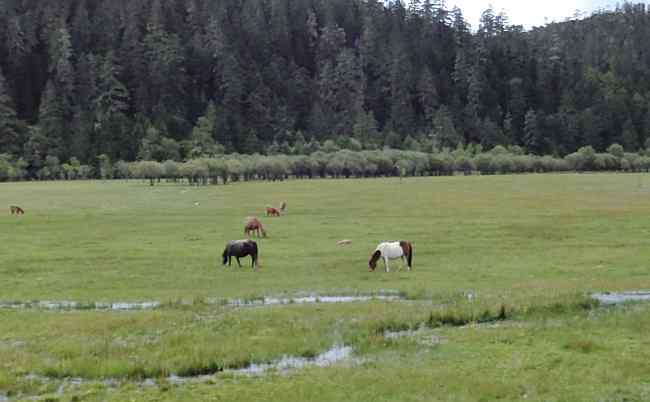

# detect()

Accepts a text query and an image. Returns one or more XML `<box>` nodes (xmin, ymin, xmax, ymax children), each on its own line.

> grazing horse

<box><xmin>244</xmin><ymin>216</ymin><xmax>267</xmax><ymax>238</ymax></box>
<box><xmin>222</xmin><ymin>240</ymin><xmax>258</xmax><ymax>269</ymax></box>
<box><xmin>266</xmin><ymin>206</ymin><xmax>281</xmax><ymax>217</ymax></box>
<box><xmin>10</xmin><ymin>206</ymin><xmax>24</xmax><ymax>215</ymax></box>
<box><xmin>368</xmin><ymin>241</ymin><xmax>413</xmax><ymax>272</ymax></box>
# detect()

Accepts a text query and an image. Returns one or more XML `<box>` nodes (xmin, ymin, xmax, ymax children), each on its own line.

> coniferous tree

<box><xmin>431</xmin><ymin>106</ymin><xmax>461</xmax><ymax>150</ymax></box>
<box><xmin>1</xmin><ymin>0</ymin><xmax>650</xmax><ymax>163</ymax></box>
<box><xmin>0</xmin><ymin>69</ymin><xmax>20</xmax><ymax>154</ymax></box>
<box><xmin>40</xmin><ymin>25</ymin><xmax>75</xmax><ymax>159</ymax></box>
<box><xmin>621</xmin><ymin>119</ymin><xmax>639</xmax><ymax>151</ymax></box>
<box><xmin>524</xmin><ymin>109</ymin><xmax>541</xmax><ymax>153</ymax></box>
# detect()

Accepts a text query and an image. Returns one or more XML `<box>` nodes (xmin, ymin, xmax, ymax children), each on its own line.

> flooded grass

<box><xmin>592</xmin><ymin>291</ymin><xmax>650</xmax><ymax>305</ymax></box>
<box><xmin>0</xmin><ymin>292</ymin><xmax>406</xmax><ymax>312</ymax></box>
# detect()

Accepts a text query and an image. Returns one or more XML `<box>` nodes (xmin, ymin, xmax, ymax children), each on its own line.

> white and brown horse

<box><xmin>368</xmin><ymin>241</ymin><xmax>413</xmax><ymax>272</ymax></box>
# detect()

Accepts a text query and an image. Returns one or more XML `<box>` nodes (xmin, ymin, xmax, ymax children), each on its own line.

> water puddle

<box><xmin>592</xmin><ymin>291</ymin><xmax>650</xmax><ymax>305</ymax></box>
<box><xmin>226</xmin><ymin>294</ymin><xmax>403</xmax><ymax>307</ymax></box>
<box><xmin>0</xmin><ymin>392</ymin><xmax>8</xmax><ymax>402</ymax></box>
<box><xmin>384</xmin><ymin>325</ymin><xmax>446</xmax><ymax>347</ymax></box>
<box><xmin>20</xmin><ymin>344</ymin><xmax>354</xmax><ymax>394</ymax></box>
<box><xmin>234</xmin><ymin>344</ymin><xmax>353</xmax><ymax>375</ymax></box>
<box><xmin>166</xmin><ymin>344</ymin><xmax>354</xmax><ymax>384</ymax></box>
<box><xmin>0</xmin><ymin>301</ymin><xmax>161</xmax><ymax>311</ymax></box>
<box><xmin>0</xmin><ymin>292</ymin><xmax>405</xmax><ymax>311</ymax></box>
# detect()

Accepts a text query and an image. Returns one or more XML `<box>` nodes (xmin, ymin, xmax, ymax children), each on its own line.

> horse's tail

<box><xmin>400</xmin><ymin>241</ymin><xmax>413</xmax><ymax>269</ymax></box>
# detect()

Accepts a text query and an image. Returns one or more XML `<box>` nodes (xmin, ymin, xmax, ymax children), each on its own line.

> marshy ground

<box><xmin>2</xmin><ymin>174</ymin><xmax>650</xmax><ymax>401</ymax></box>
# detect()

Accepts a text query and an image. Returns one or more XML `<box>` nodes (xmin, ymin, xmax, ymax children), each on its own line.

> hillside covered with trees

<box><xmin>2</xmin><ymin>0</ymin><xmax>650</xmax><ymax>178</ymax></box>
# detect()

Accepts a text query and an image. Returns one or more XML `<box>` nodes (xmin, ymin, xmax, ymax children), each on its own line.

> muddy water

<box><xmin>592</xmin><ymin>291</ymin><xmax>650</xmax><ymax>305</ymax></box>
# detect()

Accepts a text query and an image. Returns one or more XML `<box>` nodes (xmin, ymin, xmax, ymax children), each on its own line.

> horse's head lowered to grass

<box><xmin>368</xmin><ymin>250</ymin><xmax>381</xmax><ymax>271</ymax></box>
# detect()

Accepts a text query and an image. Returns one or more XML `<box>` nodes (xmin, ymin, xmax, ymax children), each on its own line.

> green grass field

<box><xmin>2</xmin><ymin>174</ymin><xmax>650</xmax><ymax>401</ymax></box>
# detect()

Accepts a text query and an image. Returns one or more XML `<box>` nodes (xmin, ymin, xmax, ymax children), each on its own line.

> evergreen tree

<box><xmin>643</xmin><ymin>101</ymin><xmax>650</xmax><ymax>150</ymax></box>
<box><xmin>37</xmin><ymin>80</ymin><xmax>65</xmax><ymax>158</ymax></box>
<box><xmin>524</xmin><ymin>110</ymin><xmax>541</xmax><ymax>154</ymax></box>
<box><xmin>71</xmin><ymin>0</ymin><xmax>90</xmax><ymax>52</ymax></box>
<box><xmin>507</xmin><ymin>78</ymin><xmax>527</xmax><ymax>144</ymax></box>
<box><xmin>481</xmin><ymin>117</ymin><xmax>507</xmax><ymax>148</ymax></box>
<box><xmin>417</xmin><ymin>69</ymin><xmax>439</xmax><ymax>127</ymax></box>
<box><xmin>0</xmin><ymin>69</ymin><xmax>21</xmax><ymax>154</ymax></box>
<box><xmin>431</xmin><ymin>106</ymin><xmax>461</xmax><ymax>150</ymax></box>
<box><xmin>387</xmin><ymin>24</ymin><xmax>415</xmax><ymax>136</ymax></box>
<box><xmin>621</xmin><ymin>119</ymin><xmax>639</xmax><ymax>151</ymax></box>
<box><xmin>353</xmin><ymin>110</ymin><xmax>379</xmax><ymax>146</ymax></box>
<box><xmin>187</xmin><ymin>101</ymin><xmax>223</xmax><ymax>157</ymax></box>
<box><xmin>93</xmin><ymin>53</ymin><xmax>132</xmax><ymax>159</ymax></box>
<box><xmin>219</xmin><ymin>54</ymin><xmax>244</xmax><ymax>152</ymax></box>
<box><xmin>40</xmin><ymin>25</ymin><xmax>75</xmax><ymax>159</ymax></box>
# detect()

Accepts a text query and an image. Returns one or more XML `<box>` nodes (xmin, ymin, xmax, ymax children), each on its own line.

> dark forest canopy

<box><xmin>1</xmin><ymin>0</ymin><xmax>650</xmax><ymax>171</ymax></box>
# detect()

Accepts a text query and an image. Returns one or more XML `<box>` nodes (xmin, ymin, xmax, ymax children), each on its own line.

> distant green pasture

<box><xmin>1</xmin><ymin>174</ymin><xmax>650</xmax><ymax>301</ymax></box>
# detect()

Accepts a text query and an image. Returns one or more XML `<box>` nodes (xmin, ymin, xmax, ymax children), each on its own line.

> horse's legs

<box><xmin>228</xmin><ymin>255</ymin><xmax>232</xmax><ymax>266</ymax></box>
<box><xmin>384</xmin><ymin>257</ymin><xmax>390</xmax><ymax>273</ymax></box>
<box><xmin>236</xmin><ymin>257</ymin><xmax>241</xmax><ymax>267</ymax></box>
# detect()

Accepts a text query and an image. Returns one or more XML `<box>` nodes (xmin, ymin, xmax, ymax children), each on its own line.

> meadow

<box><xmin>1</xmin><ymin>174</ymin><xmax>650</xmax><ymax>401</ymax></box>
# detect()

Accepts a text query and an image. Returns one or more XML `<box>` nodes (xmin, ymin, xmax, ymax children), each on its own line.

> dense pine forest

<box><xmin>2</xmin><ymin>0</ymin><xmax>650</xmax><ymax>180</ymax></box>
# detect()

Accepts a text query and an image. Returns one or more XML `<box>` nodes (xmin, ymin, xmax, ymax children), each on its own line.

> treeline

<box><xmin>3</xmin><ymin>144</ymin><xmax>650</xmax><ymax>184</ymax></box>
<box><xmin>2</xmin><ymin>1</ymin><xmax>650</xmax><ymax>176</ymax></box>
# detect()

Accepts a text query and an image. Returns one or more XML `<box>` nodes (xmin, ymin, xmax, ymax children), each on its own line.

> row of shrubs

<box><xmin>2</xmin><ymin>145</ymin><xmax>650</xmax><ymax>184</ymax></box>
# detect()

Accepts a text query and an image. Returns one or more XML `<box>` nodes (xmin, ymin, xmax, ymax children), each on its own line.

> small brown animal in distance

<box><xmin>244</xmin><ymin>216</ymin><xmax>267</xmax><ymax>238</ymax></box>
<box><xmin>265</xmin><ymin>206</ymin><xmax>281</xmax><ymax>217</ymax></box>
<box><xmin>10</xmin><ymin>206</ymin><xmax>25</xmax><ymax>215</ymax></box>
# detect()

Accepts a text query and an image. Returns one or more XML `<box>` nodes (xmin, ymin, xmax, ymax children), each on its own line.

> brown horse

<box><xmin>10</xmin><ymin>206</ymin><xmax>25</xmax><ymax>215</ymax></box>
<box><xmin>244</xmin><ymin>216</ymin><xmax>267</xmax><ymax>238</ymax></box>
<box><xmin>265</xmin><ymin>206</ymin><xmax>281</xmax><ymax>217</ymax></box>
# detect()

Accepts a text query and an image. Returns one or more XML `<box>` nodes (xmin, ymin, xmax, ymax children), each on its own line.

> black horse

<box><xmin>222</xmin><ymin>240</ymin><xmax>258</xmax><ymax>269</ymax></box>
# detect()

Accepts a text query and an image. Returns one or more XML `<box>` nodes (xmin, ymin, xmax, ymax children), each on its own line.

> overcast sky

<box><xmin>446</xmin><ymin>0</ymin><xmax>649</xmax><ymax>29</ymax></box>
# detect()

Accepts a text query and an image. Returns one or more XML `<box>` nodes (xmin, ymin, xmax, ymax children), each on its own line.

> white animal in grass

<box><xmin>368</xmin><ymin>241</ymin><xmax>413</xmax><ymax>272</ymax></box>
